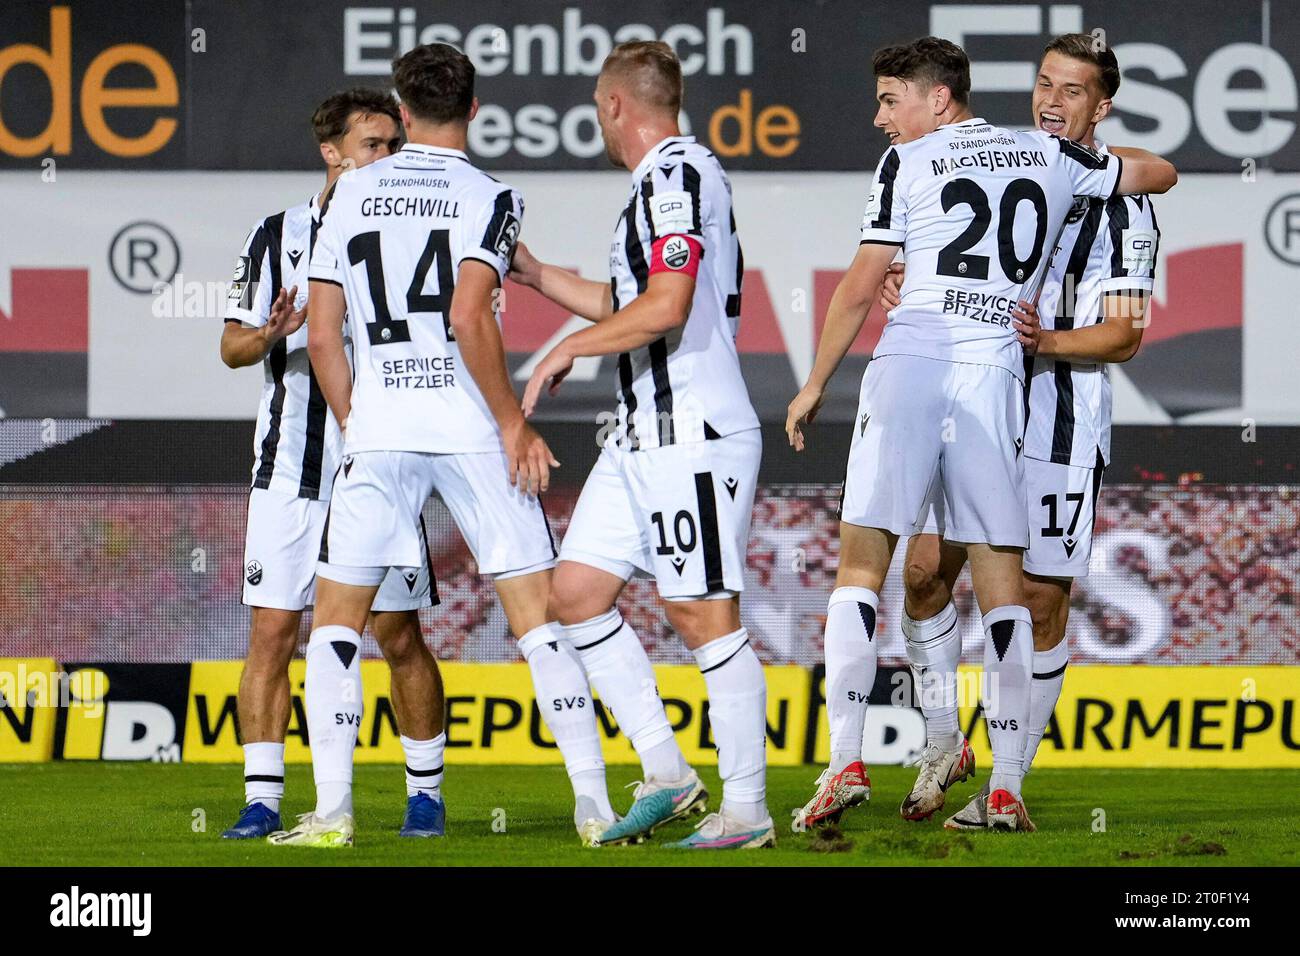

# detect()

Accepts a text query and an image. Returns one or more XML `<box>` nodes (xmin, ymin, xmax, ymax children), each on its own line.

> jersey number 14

<box><xmin>348</xmin><ymin>230</ymin><xmax>456</xmax><ymax>345</ymax></box>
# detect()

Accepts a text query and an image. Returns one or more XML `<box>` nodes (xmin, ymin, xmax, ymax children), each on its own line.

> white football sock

<box><xmin>243</xmin><ymin>741</ymin><xmax>284</xmax><ymax>812</ymax></box>
<box><xmin>694</xmin><ymin>627</ymin><xmax>768</xmax><ymax>826</ymax></box>
<box><xmin>305</xmin><ymin>624</ymin><xmax>362</xmax><ymax>820</ymax></box>
<box><xmin>518</xmin><ymin>622</ymin><xmax>614</xmax><ymax>822</ymax></box>
<box><xmin>1023</xmin><ymin>636</ymin><xmax>1070</xmax><ymax>774</ymax></box>
<box><xmin>568</xmin><ymin>608</ymin><xmax>689</xmax><ymax>784</ymax></box>
<box><xmin>825</xmin><ymin>587</ymin><xmax>878</xmax><ymax>773</ymax></box>
<box><xmin>401</xmin><ymin>733</ymin><xmax>445</xmax><ymax>798</ymax></box>
<box><xmin>981</xmin><ymin>605</ymin><xmax>1033</xmax><ymax>798</ymax></box>
<box><xmin>902</xmin><ymin>601</ymin><xmax>963</xmax><ymax>752</ymax></box>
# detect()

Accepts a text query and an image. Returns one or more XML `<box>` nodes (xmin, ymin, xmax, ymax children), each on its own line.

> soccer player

<box><xmin>878</xmin><ymin>35</ymin><xmax>1162</xmax><ymax>829</ymax></box>
<box><xmin>220</xmin><ymin>89</ymin><xmax>447</xmax><ymax>840</ymax></box>
<box><xmin>268</xmin><ymin>43</ymin><xmax>615</xmax><ymax>848</ymax></box>
<box><xmin>786</xmin><ymin>37</ymin><xmax>1175</xmax><ymax>832</ymax></box>
<box><xmin>517</xmin><ymin>41</ymin><xmax>772</xmax><ymax>849</ymax></box>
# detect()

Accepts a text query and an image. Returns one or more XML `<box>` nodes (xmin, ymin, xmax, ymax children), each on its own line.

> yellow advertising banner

<box><xmin>958</xmin><ymin>665</ymin><xmax>1300</xmax><ymax>768</ymax></box>
<box><xmin>807</xmin><ymin>665</ymin><xmax>1299</xmax><ymax>769</ymax></box>
<box><xmin>183</xmin><ymin>661</ymin><xmax>812</xmax><ymax>766</ymax></box>
<box><xmin>5</xmin><ymin>659</ymin><xmax>1291</xmax><ymax>767</ymax></box>
<box><xmin>0</xmin><ymin>658</ymin><xmax>62</xmax><ymax>762</ymax></box>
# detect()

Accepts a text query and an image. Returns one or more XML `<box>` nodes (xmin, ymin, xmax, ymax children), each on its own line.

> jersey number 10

<box><xmin>348</xmin><ymin>230</ymin><xmax>456</xmax><ymax>346</ymax></box>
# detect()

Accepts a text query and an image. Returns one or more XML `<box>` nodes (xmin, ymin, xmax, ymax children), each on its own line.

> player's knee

<box><xmin>246</xmin><ymin>610</ymin><xmax>299</xmax><ymax>672</ymax></box>
<box><xmin>663</xmin><ymin>598</ymin><xmax>740</xmax><ymax>648</ymax></box>
<box><xmin>1028</xmin><ymin>602</ymin><xmax>1067</xmax><ymax>652</ymax></box>
<box><xmin>373</xmin><ymin>612</ymin><xmax>427</xmax><ymax>666</ymax></box>
<box><xmin>1025</xmin><ymin>583</ymin><xmax>1068</xmax><ymax>652</ymax></box>
<box><xmin>903</xmin><ymin>561</ymin><xmax>944</xmax><ymax>605</ymax></box>
<box><xmin>548</xmin><ymin>575</ymin><xmax>603</xmax><ymax>626</ymax></box>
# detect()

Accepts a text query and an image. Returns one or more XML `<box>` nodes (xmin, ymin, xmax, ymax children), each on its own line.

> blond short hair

<box><xmin>600</xmin><ymin>41</ymin><xmax>683</xmax><ymax>115</ymax></box>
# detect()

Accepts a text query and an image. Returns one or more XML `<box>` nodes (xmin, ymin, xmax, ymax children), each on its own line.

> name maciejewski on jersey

<box><xmin>308</xmin><ymin>143</ymin><xmax>523</xmax><ymax>455</ymax></box>
<box><xmin>860</xmin><ymin>118</ymin><xmax>1122</xmax><ymax>381</ymax></box>
<box><xmin>608</xmin><ymin>135</ymin><xmax>758</xmax><ymax>450</ymax></box>
<box><xmin>1024</xmin><ymin>141</ymin><xmax>1160</xmax><ymax>468</ymax></box>
<box><xmin>225</xmin><ymin>195</ymin><xmax>345</xmax><ymax>500</ymax></box>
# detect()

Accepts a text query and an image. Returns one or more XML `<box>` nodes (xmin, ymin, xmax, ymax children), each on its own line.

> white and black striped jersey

<box><xmin>860</xmin><ymin>118</ymin><xmax>1122</xmax><ymax>381</ymax></box>
<box><xmin>225</xmin><ymin>195</ymin><xmax>343</xmax><ymax>500</ymax></box>
<box><xmin>309</xmin><ymin>143</ymin><xmax>523</xmax><ymax>455</ymax></box>
<box><xmin>1024</xmin><ymin>144</ymin><xmax>1159</xmax><ymax>467</ymax></box>
<box><xmin>608</xmin><ymin>135</ymin><xmax>758</xmax><ymax>449</ymax></box>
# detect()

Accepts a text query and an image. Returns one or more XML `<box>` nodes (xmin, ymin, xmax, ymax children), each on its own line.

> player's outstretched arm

<box><xmin>1110</xmin><ymin>146</ymin><xmax>1178</xmax><ymax>196</ymax></box>
<box><xmin>786</xmin><ymin>242</ymin><xmax>895</xmax><ymax>451</ymax></box>
<box><xmin>452</xmin><ymin>260</ymin><xmax>559</xmax><ymax>496</ymax></box>
<box><xmin>509</xmin><ymin>240</ymin><xmax>613</xmax><ymax>323</ymax></box>
<box><xmin>305</xmin><ymin>280</ymin><xmax>353</xmax><ymax>428</ymax></box>
<box><xmin>521</xmin><ymin>270</ymin><xmax>693</xmax><ymax>417</ymax></box>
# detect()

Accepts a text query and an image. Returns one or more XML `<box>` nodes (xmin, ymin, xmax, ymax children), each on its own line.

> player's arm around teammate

<box><xmin>521</xmin><ymin>269</ymin><xmax>694</xmax><ymax>416</ymax></box>
<box><xmin>509</xmin><ymin>240</ymin><xmax>613</xmax><ymax>324</ymax></box>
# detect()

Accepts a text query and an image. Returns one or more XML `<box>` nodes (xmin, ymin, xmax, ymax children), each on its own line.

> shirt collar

<box><xmin>940</xmin><ymin>117</ymin><xmax>987</xmax><ymax>130</ymax></box>
<box><xmin>632</xmin><ymin>135</ymin><xmax>695</xmax><ymax>179</ymax></box>
<box><xmin>400</xmin><ymin>143</ymin><xmax>470</xmax><ymax>162</ymax></box>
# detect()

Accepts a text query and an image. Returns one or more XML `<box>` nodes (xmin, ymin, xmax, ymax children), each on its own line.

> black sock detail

<box><xmin>406</xmin><ymin>764</ymin><xmax>444</xmax><ymax>778</ymax></box>
<box><xmin>699</xmin><ymin>638</ymin><xmax>750</xmax><ymax>674</ymax></box>
<box><xmin>989</xmin><ymin>619</ymin><xmax>1015</xmax><ymax>662</ymax></box>
<box><xmin>857</xmin><ymin>601</ymin><xmax>876</xmax><ymax>641</ymax></box>
<box><xmin>330</xmin><ymin>640</ymin><xmax>358</xmax><ymax>669</ymax></box>
<box><xmin>244</xmin><ymin>774</ymin><xmax>284</xmax><ymax>784</ymax></box>
<box><xmin>574</xmin><ymin>618</ymin><xmax>623</xmax><ymax>652</ymax></box>
<box><xmin>1033</xmin><ymin>662</ymin><xmax>1068</xmax><ymax>680</ymax></box>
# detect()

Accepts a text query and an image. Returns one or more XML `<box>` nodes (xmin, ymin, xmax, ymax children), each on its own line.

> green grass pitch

<box><xmin>2</xmin><ymin>763</ymin><xmax>1297</xmax><ymax>866</ymax></box>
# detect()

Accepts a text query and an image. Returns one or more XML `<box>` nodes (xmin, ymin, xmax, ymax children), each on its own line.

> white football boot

<box><xmin>900</xmin><ymin>738</ymin><xmax>976</xmax><ymax>821</ymax></box>
<box><xmin>267</xmin><ymin>811</ymin><xmax>355</xmax><ymax>848</ymax></box>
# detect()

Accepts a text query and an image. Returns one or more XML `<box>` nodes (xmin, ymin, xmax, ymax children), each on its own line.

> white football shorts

<box><xmin>242</xmin><ymin>486</ymin><xmax>434</xmax><ymax>612</ymax></box>
<box><xmin>560</xmin><ymin>428</ymin><xmax>761</xmax><ymax>600</ymax></box>
<box><xmin>839</xmin><ymin>354</ymin><xmax>1028</xmax><ymax>548</ymax></box>
<box><xmin>1022</xmin><ymin>452</ymin><xmax>1105</xmax><ymax>579</ymax></box>
<box><xmin>317</xmin><ymin>449</ymin><xmax>556</xmax><ymax>586</ymax></box>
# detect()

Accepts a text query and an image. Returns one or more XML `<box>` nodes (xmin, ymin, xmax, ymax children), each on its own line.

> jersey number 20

<box><xmin>936</xmin><ymin>177</ymin><xmax>1048</xmax><ymax>284</ymax></box>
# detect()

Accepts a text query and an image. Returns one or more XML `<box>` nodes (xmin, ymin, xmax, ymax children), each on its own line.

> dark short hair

<box><xmin>872</xmin><ymin>36</ymin><xmax>971</xmax><ymax>106</ymax></box>
<box><xmin>392</xmin><ymin>43</ymin><xmax>475</xmax><ymax>124</ymax></box>
<box><xmin>600</xmin><ymin>40</ymin><xmax>683</xmax><ymax>115</ymax></box>
<box><xmin>1043</xmin><ymin>33</ymin><xmax>1121</xmax><ymax>98</ymax></box>
<box><xmin>311</xmin><ymin>88</ymin><xmax>400</xmax><ymax>144</ymax></box>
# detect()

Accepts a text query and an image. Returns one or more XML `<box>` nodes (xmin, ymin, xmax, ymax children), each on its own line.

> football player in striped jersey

<box><xmin>220</xmin><ymin>89</ymin><xmax>447</xmax><ymax>840</ymax></box>
<box><xmin>788</xmin><ymin>36</ymin><xmax>1175</xmax><ymax>833</ymax></box>
<box><xmin>877</xmin><ymin>36</ymin><xmax>1162</xmax><ymax>828</ymax></box>
<box><xmin>518</xmin><ymin>42</ymin><xmax>773</xmax><ymax>849</ymax></box>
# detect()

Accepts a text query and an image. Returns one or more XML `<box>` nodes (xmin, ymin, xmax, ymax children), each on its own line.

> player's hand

<box><xmin>508</xmin><ymin>241</ymin><xmax>541</xmax><ymax>289</ymax></box>
<box><xmin>263</xmin><ymin>286</ymin><xmax>307</xmax><ymax>344</ymax></box>
<box><xmin>521</xmin><ymin>344</ymin><xmax>574</xmax><ymax>418</ymax></box>
<box><xmin>879</xmin><ymin>262</ymin><xmax>905</xmax><ymax>311</ymax></box>
<box><xmin>503</xmin><ymin>419</ymin><xmax>560</xmax><ymax>496</ymax></box>
<box><xmin>786</xmin><ymin>384</ymin><xmax>825</xmax><ymax>452</ymax></box>
<box><xmin>1013</xmin><ymin>299</ymin><xmax>1042</xmax><ymax>355</ymax></box>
